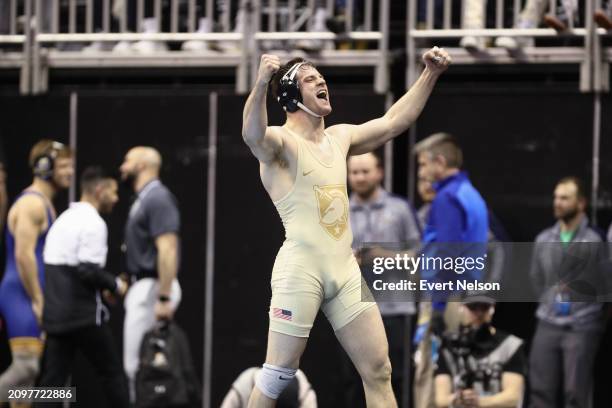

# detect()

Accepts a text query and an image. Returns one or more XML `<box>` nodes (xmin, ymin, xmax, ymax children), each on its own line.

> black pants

<box><xmin>529</xmin><ymin>320</ymin><xmax>601</xmax><ymax>408</ymax></box>
<box><xmin>37</xmin><ymin>324</ymin><xmax>129</xmax><ymax>408</ymax></box>
<box><xmin>339</xmin><ymin>314</ymin><xmax>413</xmax><ymax>408</ymax></box>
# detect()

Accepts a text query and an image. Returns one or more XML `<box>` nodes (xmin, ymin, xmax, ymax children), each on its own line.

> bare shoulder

<box><xmin>326</xmin><ymin>124</ymin><xmax>355</xmax><ymax>156</ymax></box>
<box><xmin>11</xmin><ymin>194</ymin><xmax>46</xmax><ymax>225</ymax></box>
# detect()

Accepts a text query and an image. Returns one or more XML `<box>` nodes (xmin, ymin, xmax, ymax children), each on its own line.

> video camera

<box><xmin>442</xmin><ymin>326</ymin><xmax>486</xmax><ymax>391</ymax></box>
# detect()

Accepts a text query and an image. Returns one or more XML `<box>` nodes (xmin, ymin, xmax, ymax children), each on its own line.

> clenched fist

<box><xmin>257</xmin><ymin>54</ymin><xmax>281</xmax><ymax>85</ymax></box>
<box><xmin>423</xmin><ymin>46</ymin><xmax>451</xmax><ymax>74</ymax></box>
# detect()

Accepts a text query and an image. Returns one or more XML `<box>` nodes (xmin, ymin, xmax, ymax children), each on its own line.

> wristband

<box><xmin>114</xmin><ymin>278</ymin><xmax>123</xmax><ymax>294</ymax></box>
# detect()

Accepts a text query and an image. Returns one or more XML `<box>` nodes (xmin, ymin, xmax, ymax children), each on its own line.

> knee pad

<box><xmin>0</xmin><ymin>353</ymin><xmax>40</xmax><ymax>393</ymax></box>
<box><xmin>255</xmin><ymin>363</ymin><xmax>297</xmax><ymax>400</ymax></box>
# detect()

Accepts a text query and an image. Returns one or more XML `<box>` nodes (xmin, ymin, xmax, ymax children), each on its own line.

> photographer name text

<box><xmin>372</xmin><ymin>279</ymin><xmax>500</xmax><ymax>292</ymax></box>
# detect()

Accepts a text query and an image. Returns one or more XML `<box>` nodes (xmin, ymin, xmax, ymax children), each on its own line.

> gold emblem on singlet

<box><xmin>314</xmin><ymin>185</ymin><xmax>349</xmax><ymax>240</ymax></box>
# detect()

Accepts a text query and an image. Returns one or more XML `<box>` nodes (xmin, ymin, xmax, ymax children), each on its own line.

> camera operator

<box><xmin>434</xmin><ymin>297</ymin><xmax>525</xmax><ymax>408</ymax></box>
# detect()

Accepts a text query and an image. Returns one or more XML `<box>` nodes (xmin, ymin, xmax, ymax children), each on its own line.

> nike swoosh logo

<box><xmin>303</xmin><ymin>169</ymin><xmax>315</xmax><ymax>176</ymax></box>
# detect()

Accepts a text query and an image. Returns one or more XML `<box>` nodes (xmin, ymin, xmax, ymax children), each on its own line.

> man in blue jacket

<box><xmin>412</xmin><ymin>132</ymin><xmax>489</xmax><ymax>408</ymax></box>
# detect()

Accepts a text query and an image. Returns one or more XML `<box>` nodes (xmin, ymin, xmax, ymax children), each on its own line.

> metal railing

<box><xmin>406</xmin><ymin>0</ymin><xmax>612</xmax><ymax>92</ymax></box>
<box><xmin>594</xmin><ymin>0</ymin><xmax>611</xmax><ymax>91</ymax></box>
<box><xmin>0</xmin><ymin>0</ymin><xmax>391</xmax><ymax>95</ymax></box>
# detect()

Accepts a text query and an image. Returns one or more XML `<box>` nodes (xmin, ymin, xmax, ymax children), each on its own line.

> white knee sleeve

<box><xmin>0</xmin><ymin>353</ymin><xmax>40</xmax><ymax>397</ymax></box>
<box><xmin>255</xmin><ymin>364</ymin><xmax>297</xmax><ymax>400</ymax></box>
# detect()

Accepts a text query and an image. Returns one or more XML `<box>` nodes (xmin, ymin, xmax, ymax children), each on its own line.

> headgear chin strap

<box><xmin>277</xmin><ymin>62</ymin><xmax>323</xmax><ymax>118</ymax></box>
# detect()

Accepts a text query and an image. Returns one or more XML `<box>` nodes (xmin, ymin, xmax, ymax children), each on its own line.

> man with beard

<box><xmin>345</xmin><ymin>152</ymin><xmax>420</xmax><ymax>408</ymax></box>
<box><xmin>242</xmin><ymin>47</ymin><xmax>450</xmax><ymax>408</ymax></box>
<box><xmin>529</xmin><ymin>177</ymin><xmax>604</xmax><ymax>408</ymax></box>
<box><xmin>38</xmin><ymin>167</ymin><xmax>129</xmax><ymax>407</ymax></box>
<box><xmin>119</xmin><ymin>146</ymin><xmax>181</xmax><ymax>403</ymax></box>
<box><xmin>434</xmin><ymin>297</ymin><xmax>526</xmax><ymax>408</ymax></box>
<box><xmin>0</xmin><ymin>140</ymin><xmax>73</xmax><ymax>403</ymax></box>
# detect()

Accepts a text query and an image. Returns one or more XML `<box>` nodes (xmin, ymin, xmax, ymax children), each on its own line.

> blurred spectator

<box><xmin>412</xmin><ymin>133</ymin><xmax>488</xmax><ymax>408</ymax></box>
<box><xmin>542</xmin><ymin>0</ymin><xmax>581</xmax><ymax>32</ymax></box>
<box><xmin>295</xmin><ymin>2</ymin><xmax>335</xmax><ymax>52</ymax></box>
<box><xmin>461</xmin><ymin>0</ymin><xmax>586</xmax><ymax>52</ymax></box>
<box><xmin>38</xmin><ymin>167</ymin><xmax>129</xmax><ymax>408</ymax></box>
<box><xmin>460</xmin><ymin>0</ymin><xmax>490</xmax><ymax>51</ymax></box>
<box><xmin>434</xmin><ymin>297</ymin><xmax>526</xmax><ymax>408</ymax></box>
<box><xmin>416</xmin><ymin>177</ymin><xmax>509</xmax><ymax>284</ymax></box>
<box><xmin>220</xmin><ymin>367</ymin><xmax>317</xmax><ymax>408</ymax></box>
<box><xmin>119</xmin><ymin>147</ymin><xmax>182</xmax><ymax>403</ymax></box>
<box><xmin>495</xmin><ymin>0</ymin><xmax>587</xmax><ymax>51</ymax></box>
<box><xmin>113</xmin><ymin>0</ymin><xmax>229</xmax><ymax>53</ymax></box>
<box><xmin>529</xmin><ymin>177</ymin><xmax>604</xmax><ymax>408</ymax></box>
<box><xmin>594</xmin><ymin>0</ymin><xmax>612</xmax><ymax>29</ymax></box>
<box><xmin>416</xmin><ymin>176</ymin><xmax>436</xmax><ymax>231</ymax></box>
<box><xmin>346</xmin><ymin>152</ymin><xmax>421</xmax><ymax>408</ymax></box>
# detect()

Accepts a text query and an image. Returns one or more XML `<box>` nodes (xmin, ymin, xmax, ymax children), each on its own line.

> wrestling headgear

<box><xmin>32</xmin><ymin>141</ymin><xmax>67</xmax><ymax>181</ymax></box>
<box><xmin>277</xmin><ymin>62</ymin><xmax>322</xmax><ymax>118</ymax></box>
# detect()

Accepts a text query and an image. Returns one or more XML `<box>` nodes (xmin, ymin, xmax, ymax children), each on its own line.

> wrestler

<box><xmin>0</xmin><ymin>140</ymin><xmax>73</xmax><ymax>406</ymax></box>
<box><xmin>242</xmin><ymin>47</ymin><xmax>450</xmax><ymax>408</ymax></box>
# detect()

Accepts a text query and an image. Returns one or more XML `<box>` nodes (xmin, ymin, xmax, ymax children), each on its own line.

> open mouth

<box><xmin>316</xmin><ymin>89</ymin><xmax>328</xmax><ymax>101</ymax></box>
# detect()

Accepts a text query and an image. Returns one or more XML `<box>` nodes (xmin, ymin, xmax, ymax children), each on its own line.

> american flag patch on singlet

<box><xmin>272</xmin><ymin>308</ymin><xmax>293</xmax><ymax>321</ymax></box>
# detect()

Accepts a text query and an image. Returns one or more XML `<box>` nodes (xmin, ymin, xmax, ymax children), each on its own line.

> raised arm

<box><xmin>242</xmin><ymin>54</ymin><xmax>284</xmax><ymax>163</ymax></box>
<box><xmin>13</xmin><ymin>197</ymin><xmax>46</xmax><ymax>323</ymax></box>
<box><xmin>346</xmin><ymin>47</ymin><xmax>451</xmax><ymax>156</ymax></box>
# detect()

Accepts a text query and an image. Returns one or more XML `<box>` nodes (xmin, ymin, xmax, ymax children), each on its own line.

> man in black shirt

<box><xmin>434</xmin><ymin>297</ymin><xmax>525</xmax><ymax>408</ymax></box>
<box><xmin>39</xmin><ymin>167</ymin><xmax>129</xmax><ymax>407</ymax></box>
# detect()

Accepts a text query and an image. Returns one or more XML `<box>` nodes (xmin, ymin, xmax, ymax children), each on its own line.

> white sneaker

<box><xmin>131</xmin><ymin>39</ymin><xmax>168</xmax><ymax>53</ymax></box>
<box><xmin>131</xmin><ymin>18</ymin><xmax>167</xmax><ymax>54</ymax></box>
<box><xmin>215</xmin><ymin>9</ymin><xmax>244</xmax><ymax>52</ymax></box>
<box><xmin>112</xmin><ymin>40</ymin><xmax>133</xmax><ymax>53</ymax></box>
<box><xmin>82</xmin><ymin>41</ymin><xmax>110</xmax><ymax>53</ymax></box>
<box><xmin>494</xmin><ymin>36</ymin><xmax>534</xmax><ymax>50</ymax></box>
<box><xmin>182</xmin><ymin>17</ymin><xmax>216</xmax><ymax>52</ymax></box>
<box><xmin>182</xmin><ymin>39</ymin><xmax>215</xmax><ymax>52</ymax></box>
<box><xmin>294</xmin><ymin>8</ymin><xmax>334</xmax><ymax>51</ymax></box>
<box><xmin>460</xmin><ymin>36</ymin><xmax>486</xmax><ymax>52</ymax></box>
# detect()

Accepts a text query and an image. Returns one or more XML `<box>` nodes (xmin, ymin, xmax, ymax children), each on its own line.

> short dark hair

<box><xmin>347</xmin><ymin>151</ymin><xmax>384</xmax><ymax>170</ymax></box>
<box><xmin>557</xmin><ymin>176</ymin><xmax>587</xmax><ymax>201</ymax></box>
<box><xmin>413</xmin><ymin>132</ymin><xmax>463</xmax><ymax>169</ymax></box>
<box><xmin>270</xmin><ymin>58</ymin><xmax>316</xmax><ymax>100</ymax></box>
<box><xmin>80</xmin><ymin>166</ymin><xmax>112</xmax><ymax>194</ymax></box>
<box><xmin>371</xmin><ymin>150</ymin><xmax>384</xmax><ymax>169</ymax></box>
